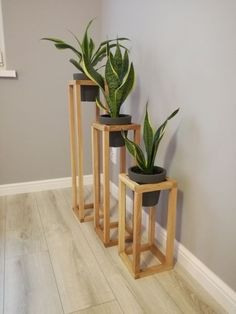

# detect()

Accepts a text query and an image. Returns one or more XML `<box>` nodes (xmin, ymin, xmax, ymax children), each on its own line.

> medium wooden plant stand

<box><xmin>68</xmin><ymin>80</ymin><xmax>99</xmax><ymax>222</ymax></box>
<box><xmin>118</xmin><ymin>173</ymin><xmax>178</xmax><ymax>279</ymax></box>
<box><xmin>92</xmin><ymin>122</ymin><xmax>141</xmax><ymax>247</ymax></box>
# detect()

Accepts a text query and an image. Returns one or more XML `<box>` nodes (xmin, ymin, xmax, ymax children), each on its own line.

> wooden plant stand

<box><xmin>118</xmin><ymin>173</ymin><xmax>177</xmax><ymax>279</ymax></box>
<box><xmin>68</xmin><ymin>80</ymin><xmax>99</xmax><ymax>222</ymax></box>
<box><xmin>92</xmin><ymin>122</ymin><xmax>141</xmax><ymax>247</ymax></box>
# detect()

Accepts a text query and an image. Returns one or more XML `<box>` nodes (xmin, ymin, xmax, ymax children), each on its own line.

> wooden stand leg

<box><xmin>92</xmin><ymin>127</ymin><xmax>100</xmax><ymax>229</ymax></box>
<box><xmin>120</xmin><ymin>146</ymin><xmax>126</xmax><ymax>173</ymax></box>
<box><xmin>134</xmin><ymin>128</ymin><xmax>141</xmax><ymax>145</ymax></box>
<box><xmin>68</xmin><ymin>84</ymin><xmax>77</xmax><ymax>211</ymax></box>
<box><xmin>165</xmin><ymin>186</ymin><xmax>177</xmax><ymax>266</ymax></box>
<box><xmin>148</xmin><ymin>207</ymin><xmax>156</xmax><ymax>246</ymax></box>
<box><xmin>133</xmin><ymin>193</ymin><xmax>142</xmax><ymax>275</ymax></box>
<box><xmin>118</xmin><ymin>179</ymin><xmax>126</xmax><ymax>253</ymax></box>
<box><xmin>74</xmin><ymin>84</ymin><xmax>85</xmax><ymax>221</ymax></box>
<box><xmin>103</xmin><ymin>130</ymin><xmax>110</xmax><ymax>244</ymax></box>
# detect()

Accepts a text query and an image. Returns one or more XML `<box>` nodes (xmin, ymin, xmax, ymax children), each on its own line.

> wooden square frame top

<box><xmin>118</xmin><ymin>173</ymin><xmax>178</xmax><ymax>279</ymax></box>
<box><xmin>68</xmin><ymin>80</ymin><xmax>100</xmax><ymax>222</ymax></box>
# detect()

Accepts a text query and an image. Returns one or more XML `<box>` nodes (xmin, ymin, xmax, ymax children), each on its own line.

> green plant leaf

<box><xmin>42</xmin><ymin>38</ymin><xmax>82</xmax><ymax>57</ymax></box>
<box><xmin>153</xmin><ymin>108</ymin><xmax>179</xmax><ymax>143</ymax></box>
<box><xmin>105</xmin><ymin>47</ymin><xmax>121</xmax><ymax>116</ymax></box>
<box><xmin>143</xmin><ymin>106</ymin><xmax>154</xmax><ymax>167</ymax></box>
<box><xmin>112</xmin><ymin>42</ymin><xmax>123</xmax><ymax>79</ymax></box>
<box><xmin>100</xmin><ymin>37</ymin><xmax>129</xmax><ymax>47</ymax></box>
<box><xmin>92</xmin><ymin>37</ymin><xmax>129</xmax><ymax>62</ymax></box>
<box><xmin>105</xmin><ymin>50</ymin><xmax>120</xmax><ymax>91</ymax></box>
<box><xmin>89</xmin><ymin>38</ymin><xmax>95</xmax><ymax>57</ymax></box>
<box><xmin>41</xmin><ymin>37</ymin><xmax>64</xmax><ymax>43</ymax></box>
<box><xmin>67</xmin><ymin>30</ymin><xmax>82</xmax><ymax>50</ymax></box>
<box><xmin>69</xmin><ymin>58</ymin><xmax>83</xmax><ymax>72</ymax></box>
<box><xmin>150</xmin><ymin>108</ymin><xmax>180</xmax><ymax>168</ymax></box>
<box><xmin>92</xmin><ymin>42</ymin><xmax>128</xmax><ymax>67</ymax></box>
<box><xmin>81</xmin><ymin>55</ymin><xmax>105</xmax><ymax>90</ymax></box>
<box><xmin>120</xmin><ymin>50</ymin><xmax>129</xmax><ymax>81</ymax></box>
<box><xmin>115</xmin><ymin>62</ymin><xmax>135</xmax><ymax>113</ymax></box>
<box><xmin>149</xmin><ymin>133</ymin><xmax>164</xmax><ymax>171</ymax></box>
<box><xmin>95</xmin><ymin>98</ymin><xmax>109</xmax><ymax>113</ymax></box>
<box><xmin>122</xmin><ymin>133</ymin><xmax>147</xmax><ymax>171</ymax></box>
<box><xmin>81</xmin><ymin>18</ymin><xmax>95</xmax><ymax>59</ymax></box>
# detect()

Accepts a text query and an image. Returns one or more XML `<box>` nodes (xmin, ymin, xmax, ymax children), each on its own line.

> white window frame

<box><xmin>0</xmin><ymin>0</ymin><xmax>16</xmax><ymax>77</ymax></box>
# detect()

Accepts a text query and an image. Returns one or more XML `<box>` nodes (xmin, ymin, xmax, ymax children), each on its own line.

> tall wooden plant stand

<box><xmin>68</xmin><ymin>80</ymin><xmax>99</xmax><ymax>222</ymax></box>
<box><xmin>92</xmin><ymin>122</ymin><xmax>141</xmax><ymax>247</ymax></box>
<box><xmin>118</xmin><ymin>173</ymin><xmax>177</xmax><ymax>279</ymax></box>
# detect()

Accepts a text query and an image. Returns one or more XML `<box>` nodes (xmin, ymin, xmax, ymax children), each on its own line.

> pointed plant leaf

<box><xmin>81</xmin><ymin>55</ymin><xmax>105</xmax><ymax>90</ymax></box>
<box><xmin>115</xmin><ymin>62</ymin><xmax>135</xmax><ymax>113</ymax></box>
<box><xmin>41</xmin><ymin>37</ymin><xmax>64</xmax><ymax>43</ymax></box>
<box><xmin>120</xmin><ymin>49</ymin><xmax>129</xmax><ymax>81</ymax></box>
<box><xmin>81</xmin><ymin>18</ymin><xmax>95</xmax><ymax>58</ymax></box>
<box><xmin>122</xmin><ymin>133</ymin><xmax>147</xmax><ymax>171</ymax></box>
<box><xmin>143</xmin><ymin>106</ymin><xmax>154</xmax><ymax>165</ymax></box>
<box><xmin>42</xmin><ymin>38</ymin><xmax>82</xmax><ymax>57</ymax></box>
<box><xmin>153</xmin><ymin>108</ymin><xmax>179</xmax><ymax>143</ymax></box>
<box><xmin>151</xmin><ymin>108</ymin><xmax>180</xmax><ymax>168</ymax></box>
<box><xmin>89</xmin><ymin>38</ymin><xmax>95</xmax><ymax>56</ymax></box>
<box><xmin>95</xmin><ymin>98</ymin><xmax>109</xmax><ymax>113</ymax></box>
<box><xmin>112</xmin><ymin>42</ymin><xmax>123</xmax><ymax>78</ymax></box>
<box><xmin>69</xmin><ymin>58</ymin><xmax>83</xmax><ymax>72</ymax></box>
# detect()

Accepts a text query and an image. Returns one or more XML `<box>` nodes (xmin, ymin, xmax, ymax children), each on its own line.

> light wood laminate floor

<box><xmin>0</xmin><ymin>187</ymin><xmax>226</xmax><ymax>314</ymax></box>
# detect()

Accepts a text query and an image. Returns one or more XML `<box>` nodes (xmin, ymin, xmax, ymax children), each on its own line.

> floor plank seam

<box><xmin>60</xmin><ymin>190</ymin><xmax>127</xmax><ymax>314</ymax></box>
<box><xmin>67</xmin><ymin>299</ymin><xmax>124</xmax><ymax>314</ymax></box>
<box><xmin>34</xmin><ymin>192</ymin><xmax>66</xmax><ymax>314</ymax></box>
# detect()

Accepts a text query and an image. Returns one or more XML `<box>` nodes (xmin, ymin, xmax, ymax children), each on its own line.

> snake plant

<box><xmin>123</xmin><ymin>107</ymin><xmax>179</xmax><ymax>174</ymax></box>
<box><xmin>41</xmin><ymin>19</ymin><xmax>128</xmax><ymax>74</ymax></box>
<box><xmin>82</xmin><ymin>41</ymin><xmax>135</xmax><ymax>117</ymax></box>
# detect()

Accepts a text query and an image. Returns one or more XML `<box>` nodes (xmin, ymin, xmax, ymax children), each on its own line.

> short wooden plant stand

<box><xmin>118</xmin><ymin>173</ymin><xmax>177</xmax><ymax>279</ymax></box>
<box><xmin>68</xmin><ymin>80</ymin><xmax>99</xmax><ymax>222</ymax></box>
<box><xmin>92</xmin><ymin>122</ymin><xmax>141</xmax><ymax>247</ymax></box>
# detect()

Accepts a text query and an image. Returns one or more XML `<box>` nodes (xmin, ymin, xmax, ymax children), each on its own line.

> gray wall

<box><xmin>0</xmin><ymin>0</ymin><xmax>102</xmax><ymax>184</ymax></box>
<box><xmin>102</xmin><ymin>0</ymin><xmax>236</xmax><ymax>291</ymax></box>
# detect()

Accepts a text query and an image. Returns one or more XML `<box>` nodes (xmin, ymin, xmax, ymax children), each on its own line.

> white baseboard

<box><xmin>110</xmin><ymin>180</ymin><xmax>236</xmax><ymax>314</ymax></box>
<box><xmin>0</xmin><ymin>175</ymin><xmax>93</xmax><ymax>196</ymax></box>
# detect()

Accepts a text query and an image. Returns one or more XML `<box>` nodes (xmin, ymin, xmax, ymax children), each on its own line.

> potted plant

<box><xmin>41</xmin><ymin>19</ymin><xmax>128</xmax><ymax>102</ymax></box>
<box><xmin>122</xmin><ymin>106</ymin><xmax>179</xmax><ymax>206</ymax></box>
<box><xmin>83</xmin><ymin>41</ymin><xmax>135</xmax><ymax>147</ymax></box>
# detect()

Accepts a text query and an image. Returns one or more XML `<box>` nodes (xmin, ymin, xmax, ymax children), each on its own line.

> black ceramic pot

<box><xmin>99</xmin><ymin>114</ymin><xmax>132</xmax><ymax>147</ymax></box>
<box><xmin>73</xmin><ymin>73</ymin><xmax>99</xmax><ymax>102</ymax></box>
<box><xmin>128</xmin><ymin>166</ymin><xmax>166</xmax><ymax>207</ymax></box>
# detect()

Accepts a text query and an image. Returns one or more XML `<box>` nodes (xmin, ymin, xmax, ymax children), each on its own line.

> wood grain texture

<box><xmin>0</xmin><ymin>197</ymin><xmax>6</xmax><ymax>314</ymax></box>
<box><xmin>108</xmin><ymin>246</ymin><xmax>182</xmax><ymax>314</ymax></box>
<box><xmin>156</xmin><ymin>264</ymin><xmax>227</xmax><ymax>314</ymax></box>
<box><xmin>5</xmin><ymin>193</ymin><xmax>47</xmax><ymax>258</ymax></box>
<box><xmin>4</xmin><ymin>251</ymin><xmax>63</xmax><ymax>314</ymax></box>
<box><xmin>73</xmin><ymin>300</ymin><xmax>123</xmax><ymax>314</ymax></box>
<box><xmin>2</xmin><ymin>187</ymin><xmax>225</xmax><ymax>314</ymax></box>
<box><xmin>35</xmin><ymin>190</ymin><xmax>114</xmax><ymax>313</ymax></box>
<box><xmin>62</xmin><ymin>188</ymin><xmax>144</xmax><ymax>314</ymax></box>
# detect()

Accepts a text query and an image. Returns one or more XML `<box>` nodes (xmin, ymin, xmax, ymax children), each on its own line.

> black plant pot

<box><xmin>99</xmin><ymin>114</ymin><xmax>132</xmax><ymax>147</ymax></box>
<box><xmin>128</xmin><ymin>166</ymin><xmax>166</xmax><ymax>207</ymax></box>
<box><xmin>73</xmin><ymin>73</ymin><xmax>99</xmax><ymax>102</ymax></box>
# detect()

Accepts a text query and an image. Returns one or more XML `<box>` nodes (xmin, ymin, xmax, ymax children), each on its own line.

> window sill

<box><xmin>0</xmin><ymin>70</ymin><xmax>17</xmax><ymax>78</ymax></box>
